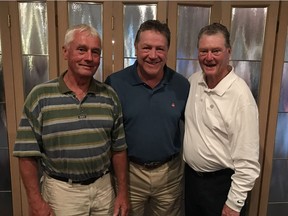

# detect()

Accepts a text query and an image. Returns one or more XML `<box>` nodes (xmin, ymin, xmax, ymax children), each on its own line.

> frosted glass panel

<box><xmin>274</xmin><ymin>113</ymin><xmax>288</xmax><ymax>158</ymax></box>
<box><xmin>68</xmin><ymin>2</ymin><xmax>102</xmax><ymax>38</ymax></box>
<box><xmin>23</xmin><ymin>56</ymin><xmax>49</xmax><ymax>97</ymax></box>
<box><xmin>230</xmin><ymin>8</ymin><xmax>267</xmax><ymax>61</ymax></box>
<box><xmin>268</xmin><ymin>159</ymin><xmax>288</xmax><ymax>202</ymax></box>
<box><xmin>279</xmin><ymin>63</ymin><xmax>288</xmax><ymax>112</ymax></box>
<box><xmin>285</xmin><ymin>33</ymin><xmax>288</xmax><ymax>62</ymax></box>
<box><xmin>19</xmin><ymin>2</ymin><xmax>49</xmax><ymax>97</ymax></box>
<box><xmin>267</xmin><ymin>203</ymin><xmax>288</xmax><ymax>216</ymax></box>
<box><xmin>231</xmin><ymin>61</ymin><xmax>261</xmax><ymax>101</ymax></box>
<box><xmin>176</xmin><ymin>59</ymin><xmax>201</xmax><ymax>79</ymax></box>
<box><xmin>0</xmin><ymin>149</ymin><xmax>11</xmax><ymax>190</ymax></box>
<box><xmin>269</xmin><ymin>18</ymin><xmax>288</xmax><ymax>213</ymax></box>
<box><xmin>68</xmin><ymin>2</ymin><xmax>103</xmax><ymax>82</ymax></box>
<box><xmin>177</xmin><ymin>6</ymin><xmax>210</xmax><ymax>59</ymax></box>
<box><xmin>94</xmin><ymin>60</ymin><xmax>102</xmax><ymax>82</ymax></box>
<box><xmin>123</xmin><ymin>4</ymin><xmax>156</xmax><ymax>66</ymax></box>
<box><xmin>0</xmin><ymin>104</ymin><xmax>8</xmax><ymax>148</ymax></box>
<box><xmin>0</xmin><ymin>32</ymin><xmax>1</xmax><ymax>54</ymax></box>
<box><xmin>124</xmin><ymin>58</ymin><xmax>136</xmax><ymax>69</ymax></box>
<box><xmin>0</xmin><ymin>10</ymin><xmax>13</xmax><ymax>216</ymax></box>
<box><xmin>19</xmin><ymin>2</ymin><xmax>48</xmax><ymax>55</ymax></box>
<box><xmin>0</xmin><ymin>56</ymin><xmax>4</xmax><ymax>102</ymax></box>
<box><xmin>0</xmin><ymin>192</ymin><xmax>13</xmax><ymax>216</ymax></box>
<box><xmin>176</xmin><ymin>5</ymin><xmax>210</xmax><ymax>78</ymax></box>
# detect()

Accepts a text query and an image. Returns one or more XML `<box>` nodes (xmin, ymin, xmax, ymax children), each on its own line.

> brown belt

<box><xmin>129</xmin><ymin>153</ymin><xmax>179</xmax><ymax>169</ymax></box>
<box><xmin>48</xmin><ymin>170</ymin><xmax>109</xmax><ymax>185</ymax></box>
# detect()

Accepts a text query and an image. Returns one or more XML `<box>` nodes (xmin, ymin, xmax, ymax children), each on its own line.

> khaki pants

<box><xmin>129</xmin><ymin>156</ymin><xmax>184</xmax><ymax>216</ymax></box>
<box><xmin>42</xmin><ymin>173</ymin><xmax>115</xmax><ymax>216</ymax></box>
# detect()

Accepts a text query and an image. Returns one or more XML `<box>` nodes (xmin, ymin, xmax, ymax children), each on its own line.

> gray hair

<box><xmin>63</xmin><ymin>24</ymin><xmax>101</xmax><ymax>48</ymax></box>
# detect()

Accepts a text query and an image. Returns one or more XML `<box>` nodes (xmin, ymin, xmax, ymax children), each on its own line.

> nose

<box><xmin>85</xmin><ymin>51</ymin><xmax>93</xmax><ymax>61</ymax></box>
<box><xmin>149</xmin><ymin>49</ymin><xmax>157</xmax><ymax>59</ymax></box>
<box><xmin>206</xmin><ymin>51</ymin><xmax>214</xmax><ymax>60</ymax></box>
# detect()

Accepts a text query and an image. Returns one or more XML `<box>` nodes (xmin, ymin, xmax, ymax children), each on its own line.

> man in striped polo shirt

<box><xmin>13</xmin><ymin>24</ymin><xmax>129</xmax><ymax>216</ymax></box>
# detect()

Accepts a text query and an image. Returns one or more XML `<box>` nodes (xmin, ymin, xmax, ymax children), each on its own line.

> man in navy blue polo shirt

<box><xmin>105</xmin><ymin>20</ymin><xmax>190</xmax><ymax>216</ymax></box>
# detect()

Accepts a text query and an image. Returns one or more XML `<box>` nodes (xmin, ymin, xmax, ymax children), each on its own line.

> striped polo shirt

<box><xmin>13</xmin><ymin>72</ymin><xmax>127</xmax><ymax>181</ymax></box>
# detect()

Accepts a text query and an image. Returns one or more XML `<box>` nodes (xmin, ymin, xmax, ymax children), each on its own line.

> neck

<box><xmin>137</xmin><ymin>70</ymin><xmax>164</xmax><ymax>89</ymax></box>
<box><xmin>64</xmin><ymin>72</ymin><xmax>91</xmax><ymax>100</ymax></box>
<box><xmin>206</xmin><ymin>66</ymin><xmax>231</xmax><ymax>89</ymax></box>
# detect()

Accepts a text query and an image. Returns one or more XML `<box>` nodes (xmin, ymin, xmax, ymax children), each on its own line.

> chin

<box><xmin>78</xmin><ymin>71</ymin><xmax>94</xmax><ymax>78</ymax></box>
<box><xmin>203</xmin><ymin>69</ymin><xmax>215</xmax><ymax>75</ymax></box>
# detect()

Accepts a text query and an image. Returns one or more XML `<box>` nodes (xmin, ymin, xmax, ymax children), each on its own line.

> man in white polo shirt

<box><xmin>183</xmin><ymin>23</ymin><xmax>260</xmax><ymax>216</ymax></box>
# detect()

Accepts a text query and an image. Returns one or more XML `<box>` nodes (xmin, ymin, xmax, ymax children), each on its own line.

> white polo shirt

<box><xmin>183</xmin><ymin>68</ymin><xmax>260</xmax><ymax>212</ymax></box>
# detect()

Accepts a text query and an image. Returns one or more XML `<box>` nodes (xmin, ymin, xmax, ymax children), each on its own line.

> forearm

<box><xmin>227</xmin><ymin>104</ymin><xmax>260</xmax><ymax>211</ymax></box>
<box><xmin>112</xmin><ymin>150</ymin><xmax>129</xmax><ymax>194</ymax></box>
<box><xmin>226</xmin><ymin>159</ymin><xmax>260</xmax><ymax>211</ymax></box>
<box><xmin>19</xmin><ymin>158</ymin><xmax>54</xmax><ymax>216</ymax></box>
<box><xmin>111</xmin><ymin>150</ymin><xmax>130</xmax><ymax>216</ymax></box>
<box><xmin>19</xmin><ymin>157</ymin><xmax>43</xmax><ymax>204</ymax></box>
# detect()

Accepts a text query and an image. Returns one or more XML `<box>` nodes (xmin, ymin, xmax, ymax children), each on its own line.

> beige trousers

<box><xmin>41</xmin><ymin>173</ymin><xmax>115</xmax><ymax>216</ymax></box>
<box><xmin>129</xmin><ymin>156</ymin><xmax>184</xmax><ymax>216</ymax></box>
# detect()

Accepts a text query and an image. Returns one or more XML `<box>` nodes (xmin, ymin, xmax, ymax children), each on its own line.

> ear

<box><xmin>227</xmin><ymin>47</ymin><xmax>231</xmax><ymax>54</ymax></box>
<box><xmin>62</xmin><ymin>46</ymin><xmax>68</xmax><ymax>60</ymax></box>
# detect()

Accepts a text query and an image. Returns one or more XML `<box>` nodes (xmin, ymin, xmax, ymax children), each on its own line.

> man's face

<box><xmin>63</xmin><ymin>31</ymin><xmax>101</xmax><ymax>78</ymax></box>
<box><xmin>198</xmin><ymin>33</ymin><xmax>231</xmax><ymax>79</ymax></box>
<box><xmin>135</xmin><ymin>30</ymin><xmax>168</xmax><ymax>79</ymax></box>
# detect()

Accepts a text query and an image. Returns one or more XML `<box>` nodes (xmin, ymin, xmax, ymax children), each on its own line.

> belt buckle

<box><xmin>143</xmin><ymin>161</ymin><xmax>162</xmax><ymax>169</ymax></box>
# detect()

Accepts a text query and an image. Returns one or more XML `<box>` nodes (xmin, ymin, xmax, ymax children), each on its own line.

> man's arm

<box><xmin>226</xmin><ymin>102</ymin><xmax>260</xmax><ymax>214</ymax></box>
<box><xmin>111</xmin><ymin>150</ymin><xmax>130</xmax><ymax>216</ymax></box>
<box><xmin>19</xmin><ymin>158</ymin><xmax>54</xmax><ymax>216</ymax></box>
<box><xmin>222</xmin><ymin>204</ymin><xmax>240</xmax><ymax>216</ymax></box>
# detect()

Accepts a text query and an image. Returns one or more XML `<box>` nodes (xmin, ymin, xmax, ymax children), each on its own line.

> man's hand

<box><xmin>113</xmin><ymin>193</ymin><xmax>130</xmax><ymax>216</ymax></box>
<box><xmin>112</xmin><ymin>150</ymin><xmax>130</xmax><ymax>216</ymax></box>
<box><xmin>28</xmin><ymin>198</ymin><xmax>54</xmax><ymax>216</ymax></box>
<box><xmin>222</xmin><ymin>204</ymin><xmax>240</xmax><ymax>216</ymax></box>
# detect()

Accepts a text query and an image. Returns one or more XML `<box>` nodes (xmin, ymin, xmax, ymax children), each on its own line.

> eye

<box><xmin>78</xmin><ymin>47</ymin><xmax>87</xmax><ymax>53</ymax></box>
<box><xmin>199</xmin><ymin>50</ymin><xmax>208</xmax><ymax>56</ymax></box>
<box><xmin>212</xmin><ymin>49</ymin><xmax>222</xmax><ymax>55</ymax></box>
<box><xmin>157</xmin><ymin>47</ymin><xmax>165</xmax><ymax>51</ymax></box>
<box><xmin>92</xmin><ymin>48</ymin><xmax>101</xmax><ymax>56</ymax></box>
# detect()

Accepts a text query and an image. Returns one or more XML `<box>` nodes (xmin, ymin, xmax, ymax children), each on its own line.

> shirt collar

<box><xmin>58</xmin><ymin>71</ymin><xmax>99</xmax><ymax>95</ymax></box>
<box><xmin>198</xmin><ymin>66</ymin><xmax>237</xmax><ymax>96</ymax></box>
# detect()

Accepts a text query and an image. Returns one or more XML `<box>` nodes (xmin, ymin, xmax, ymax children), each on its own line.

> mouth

<box><xmin>80</xmin><ymin>64</ymin><xmax>95</xmax><ymax>69</ymax></box>
<box><xmin>203</xmin><ymin>63</ymin><xmax>217</xmax><ymax>71</ymax></box>
<box><xmin>146</xmin><ymin>61</ymin><xmax>161</xmax><ymax>66</ymax></box>
<box><xmin>204</xmin><ymin>63</ymin><xmax>216</xmax><ymax>68</ymax></box>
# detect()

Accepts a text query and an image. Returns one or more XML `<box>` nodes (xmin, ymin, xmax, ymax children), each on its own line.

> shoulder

<box><xmin>188</xmin><ymin>71</ymin><xmax>202</xmax><ymax>83</ymax></box>
<box><xmin>26</xmin><ymin>78</ymin><xmax>60</xmax><ymax>100</ymax></box>
<box><xmin>231</xmin><ymin>74</ymin><xmax>257</xmax><ymax>106</ymax></box>
<box><xmin>167</xmin><ymin>67</ymin><xmax>189</xmax><ymax>86</ymax></box>
<box><xmin>107</xmin><ymin>65</ymin><xmax>134</xmax><ymax>82</ymax></box>
<box><xmin>105</xmin><ymin>65</ymin><xmax>136</xmax><ymax>94</ymax></box>
<box><xmin>32</xmin><ymin>77</ymin><xmax>59</xmax><ymax>91</ymax></box>
<box><xmin>92</xmin><ymin>79</ymin><xmax>118</xmax><ymax>97</ymax></box>
<box><xmin>232</xmin><ymin>73</ymin><xmax>253</xmax><ymax>95</ymax></box>
<box><xmin>94</xmin><ymin>81</ymin><xmax>123</xmax><ymax>108</ymax></box>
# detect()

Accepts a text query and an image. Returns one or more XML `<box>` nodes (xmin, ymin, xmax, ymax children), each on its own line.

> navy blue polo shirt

<box><xmin>105</xmin><ymin>61</ymin><xmax>190</xmax><ymax>163</ymax></box>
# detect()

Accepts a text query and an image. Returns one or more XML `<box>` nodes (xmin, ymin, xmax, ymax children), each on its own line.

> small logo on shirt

<box><xmin>78</xmin><ymin>114</ymin><xmax>86</xmax><ymax>119</ymax></box>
